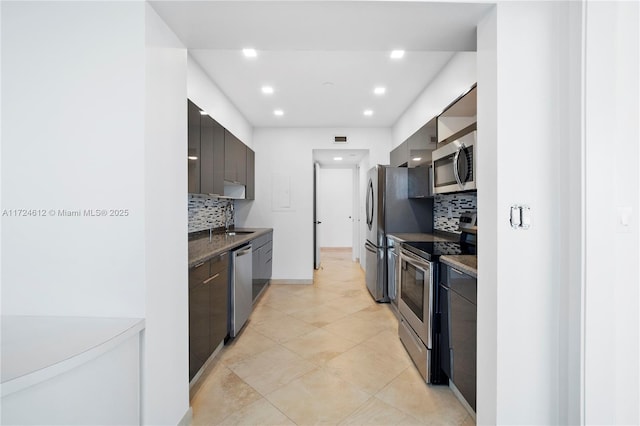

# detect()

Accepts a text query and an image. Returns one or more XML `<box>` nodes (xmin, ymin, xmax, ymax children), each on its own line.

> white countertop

<box><xmin>1</xmin><ymin>316</ymin><xmax>145</xmax><ymax>397</ymax></box>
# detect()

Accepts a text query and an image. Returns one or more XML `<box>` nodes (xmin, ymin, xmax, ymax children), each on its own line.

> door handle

<box><xmin>203</xmin><ymin>273</ymin><xmax>220</xmax><ymax>284</ymax></box>
<box><xmin>453</xmin><ymin>145</ymin><xmax>463</xmax><ymax>188</ymax></box>
<box><xmin>236</xmin><ymin>246</ymin><xmax>252</xmax><ymax>256</ymax></box>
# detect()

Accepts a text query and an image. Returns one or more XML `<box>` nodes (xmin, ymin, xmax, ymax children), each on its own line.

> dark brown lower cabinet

<box><xmin>439</xmin><ymin>264</ymin><xmax>477</xmax><ymax>411</ymax></box>
<box><xmin>251</xmin><ymin>231</ymin><xmax>273</xmax><ymax>302</ymax></box>
<box><xmin>189</xmin><ymin>253</ymin><xmax>229</xmax><ymax>381</ymax></box>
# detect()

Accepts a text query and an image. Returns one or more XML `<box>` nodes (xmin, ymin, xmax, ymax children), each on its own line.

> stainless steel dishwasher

<box><xmin>230</xmin><ymin>243</ymin><xmax>252</xmax><ymax>337</ymax></box>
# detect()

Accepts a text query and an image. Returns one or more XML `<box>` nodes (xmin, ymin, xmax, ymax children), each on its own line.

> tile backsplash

<box><xmin>188</xmin><ymin>194</ymin><xmax>234</xmax><ymax>233</ymax></box>
<box><xmin>434</xmin><ymin>193</ymin><xmax>477</xmax><ymax>233</ymax></box>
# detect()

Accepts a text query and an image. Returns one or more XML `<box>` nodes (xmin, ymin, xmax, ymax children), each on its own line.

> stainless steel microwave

<box><xmin>432</xmin><ymin>130</ymin><xmax>476</xmax><ymax>194</ymax></box>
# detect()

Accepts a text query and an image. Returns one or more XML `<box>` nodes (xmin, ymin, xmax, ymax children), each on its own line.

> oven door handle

<box><xmin>399</xmin><ymin>249</ymin><xmax>432</xmax><ymax>271</ymax></box>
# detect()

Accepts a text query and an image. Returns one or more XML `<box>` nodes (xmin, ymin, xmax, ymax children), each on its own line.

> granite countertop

<box><xmin>188</xmin><ymin>227</ymin><xmax>273</xmax><ymax>268</ymax></box>
<box><xmin>387</xmin><ymin>231</ymin><xmax>459</xmax><ymax>243</ymax></box>
<box><xmin>440</xmin><ymin>255</ymin><xmax>477</xmax><ymax>278</ymax></box>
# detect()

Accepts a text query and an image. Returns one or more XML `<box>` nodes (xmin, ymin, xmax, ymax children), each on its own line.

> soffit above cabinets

<box><xmin>150</xmin><ymin>1</ymin><xmax>493</xmax><ymax>128</ymax></box>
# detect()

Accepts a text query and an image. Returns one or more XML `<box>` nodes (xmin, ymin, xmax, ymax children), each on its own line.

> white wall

<box><xmin>235</xmin><ymin>128</ymin><xmax>390</xmax><ymax>281</ymax></box>
<box><xmin>1</xmin><ymin>1</ymin><xmax>146</xmax><ymax>317</ymax></box>
<box><xmin>187</xmin><ymin>56</ymin><xmax>253</xmax><ymax>148</ymax></box>
<box><xmin>318</xmin><ymin>168</ymin><xmax>353</xmax><ymax>248</ymax></box>
<box><xmin>583</xmin><ymin>1</ymin><xmax>639</xmax><ymax>424</ymax></box>
<box><xmin>392</xmin><ymin>52</ymin><xmax>476</xmax><ymax>148</ymax></box>
<box><xmin>476</xmin><ymin>2</ymin><xmax>583</xmax><ymax>424</ymax></box>
<box><xmin>144</xmin><ymin>4</ymin><xmax>190</xmax><ymax>425</ymax></box>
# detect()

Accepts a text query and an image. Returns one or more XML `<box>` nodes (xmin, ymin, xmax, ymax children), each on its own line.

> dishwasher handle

<box><xmin>235</xmin><ymin>245</ymin><xmax>252</xmax><ymax>257</ymax></box>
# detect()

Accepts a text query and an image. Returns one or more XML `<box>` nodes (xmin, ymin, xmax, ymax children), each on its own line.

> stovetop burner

<box><xmin>402</xmin><ymin>237</ymin><xmax>476</xmax><ymax>261</ymax></box>
<box><xmin>402</xmin><ymin>241</ymin><xmax>462</xmax><ymax>260</ymax></box>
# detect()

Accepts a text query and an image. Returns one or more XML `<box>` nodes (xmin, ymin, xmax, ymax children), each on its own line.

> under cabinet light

<box><xmin>199</xmin><ymin>111</ymin><xmax>208</xmax><ymax>116</ymax></box>
<box><xmin>261</xmin><ymin>86</ymin><xmax>274</xmax><ymax>94</ymax></box>
<box><xmin>390</xmin><ymin>50</ymin><xmax>405</xmax><ymax>59</ymax></box>
<box><xmin>412</xmin><ymin>157</ymin><xmax>422</xmax><ymax>161</ymax></box>
<box><xmin>374</xmin><ymin>87</ymin><xmax>386</xmax><ymax>95</ymax></box>
<box><xmin>188</xmin><ymin>156</ymin><xmax>198</xmax><ymax>160</ymax></box>
<box><xmin>334</xmin><ymin>157</ymin><xmax>343</xmax><ymax>161</ymax></box>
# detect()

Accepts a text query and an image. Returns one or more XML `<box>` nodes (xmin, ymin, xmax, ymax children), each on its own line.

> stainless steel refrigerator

<box><xmin>364</xmin><ymin>165</ymin><xmax>433</xmax><ymax>302</ymax></box>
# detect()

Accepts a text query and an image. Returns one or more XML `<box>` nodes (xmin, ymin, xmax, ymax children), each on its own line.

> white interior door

<box><xmin>318</xmin><ymin>168</ymin><xmax>353</xmax><ymax>248</ymax></box>
<box><xmin>313</xmin><ymin>162</ymin><xmax>321</xmax><ymax>269</ymax></box>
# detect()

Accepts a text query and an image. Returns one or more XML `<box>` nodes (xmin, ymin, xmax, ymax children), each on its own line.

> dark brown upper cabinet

<box><xmin>187</xmin><ymin>99</ymin><xmax>255</xmax><ymax>199</ymax></box>
<box><xmin>437</xmin><ymin>85</ymin><xmax>477</xmax><ymax>145</ymax></box>
<box><xmin>200</xmin><ymin>115</ymin><xmax>225</xmax><ymax>196</ymax></box>
<box><xmin>224</xmin><ymin>130</ymin><xmax>247</xmax><ymax>185</ymax></box>
<box><xmin>246</xmin><ymin>147</ymin><xmax>255</xmax><ymax>200</ymax></box>
<box><xmin>187</xmin><ymin>100</ymin><xmax>201</xmax><ymax>194</ymax></box>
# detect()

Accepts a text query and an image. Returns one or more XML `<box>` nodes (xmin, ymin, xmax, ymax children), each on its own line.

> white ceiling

<box><xmin>150</xmin><ymin>1</ymin><xmax>492</xmax><ymax>128</ymax></box>
<box><xmin>313</xmin><ymin>149</ymin><xmax>369</xmax><ymax>168</ymax></box>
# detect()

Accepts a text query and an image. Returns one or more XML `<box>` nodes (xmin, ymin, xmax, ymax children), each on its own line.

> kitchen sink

<box><xmin>225</xmin><ymin>231</ymin><xmax>253</xmax><ymax>236</ymax></box>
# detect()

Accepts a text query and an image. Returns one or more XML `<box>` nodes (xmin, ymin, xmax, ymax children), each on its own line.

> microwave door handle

<box><xmin>453</xmin><ymin>146</ymin><xmax>464</xmax><ymax>188</ymax></box>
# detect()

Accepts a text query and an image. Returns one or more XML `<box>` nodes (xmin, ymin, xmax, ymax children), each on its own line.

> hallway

<box><xmin>190</xmin><ymin>249</ymin><xmax>472</xmax><ymax>425</ymax></box>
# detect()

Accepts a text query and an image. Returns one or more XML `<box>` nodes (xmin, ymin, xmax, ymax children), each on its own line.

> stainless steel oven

<box><xmin>399</xmin><ymin>247</ymin><xmax>433</xmax><ymax>347</ymax></box>
<box><xmin>398</xmin><ymin>246</ymin><xmax>434</xmax><ymax>382</ymax></box>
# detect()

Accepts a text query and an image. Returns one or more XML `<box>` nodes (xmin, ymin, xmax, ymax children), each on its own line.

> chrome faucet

<box><xmin>224</xmin><ymin>202</ymin><xmax>234</xmax><ymax>233</ymax></box>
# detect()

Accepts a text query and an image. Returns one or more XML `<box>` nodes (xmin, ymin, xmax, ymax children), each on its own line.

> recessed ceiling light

<box><xmin>261</xmin><ymin>86</ymin><xmax>274</xmax><ymax>95</ymax></box>
<box><xmin>374</xmin><ymin>87</ymin><xmax>386</xmax><ymax>95</ymax></box>
<box><xmin>199</xmin><ymin>111</ymin><xmax>208</xmax><ymax>116</ymax></box>
<box><xmin>334</xmin><ymin>157</ymin><xmax>343</xmax><ymax>161</ymax></box>
<box><xmin>363</xmin><ymin>109</ymin><xmax>374</xmax><ymax>116</ymax></box>
<box><xmin>412</xmin><ymin>157</ymin><xmax>422</xmax><ymax>161</ymax></box>
<box><xmin>242</xmin><ymin>48</ymin><xmax>257</xmax><ymax>58</ymax></box>
<box><xmin>274</xmin><ymin>109</ymin><xmax>284</xmax><ymax>116</ymax></box>
<box><xmin>390</xmin><ymin>50</ymin><xmax>405</xmax><ymax>59</ymax></box>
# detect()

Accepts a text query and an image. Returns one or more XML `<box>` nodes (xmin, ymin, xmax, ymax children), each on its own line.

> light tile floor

<box><xmin>190</xmin><ymin>249</ymin><xmax>474</xmax><ymax>425</ymax></box>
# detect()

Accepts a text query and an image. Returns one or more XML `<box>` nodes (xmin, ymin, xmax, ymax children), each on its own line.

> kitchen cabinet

<box><xmin>390</xmin><ymin>117</ymin><xmax>437</xmax><ymax>169</ymax></box>
<box><xmin>390</xmin><ymin>141</ymin><xmax>408</xmax><ymax>167</ymax></box>
<box><xmin>408</xmin><ymin>118</ymin><xmax>437</xmax><ymax>168</ymax></box>
<box><xmin>224</xmin><ymin>130</ymin><xmax>247</xmax><ymax>185</ymax></box>
<box><xmin>251</xmin><ymin>231</ymin><xmax>273</xmax><ymax>302</ymax></box>
<box><xmin>188</xmin><ymin>252</ymin><xmax>229</xmax><ymax>381</ymax></box>
<box><xmin>246</xmin><ymin>147</ymin><xmax>255</xmax><ymax>200</ymax></box>
<box><xmin>439</xmin><ymin>263</ymin><xmax>477</xmax><ymax>410</ymax></box>
<box><xmin>200</xmin><ymin>115</ymin><xmax>225</xmax><ymax>196</ymax></box>
<box><xmin>188</xmin><ymin>100</ymin><xmax>201</xmax><ymax>194</ymax></box>
<box><xmin>187</xmin><ymin>99</ymin><xmax>255</xmax><ymax>199</ymax></box>
<box><xmin>437</xmin><ymin>85</ymin><xmax>477</xmax><ymax>145</ymax></box>
<box><xmin>408</xmin><ymin>165</ymin><xmax>433</xmax><ymax>198</ymax></box>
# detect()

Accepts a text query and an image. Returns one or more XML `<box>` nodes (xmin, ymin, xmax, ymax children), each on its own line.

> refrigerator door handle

<box><xmin>365</xmin><ymin>241</ymin><xmax>377</xmax><ymax>252</ymax></box>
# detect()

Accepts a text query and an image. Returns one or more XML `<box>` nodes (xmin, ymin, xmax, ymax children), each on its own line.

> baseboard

<box><xmin>177</xmin><ymin>407</ymin><xmax>192</xmax><ymax>426</ymax></box>
<box><xmin>321</xmin><ymin>247</ymin><xmax>351</xmax><ymax>252</ymax></box>
<box><xmin>270</xmin><ymin>279</ymin><xmax>313</xmax><ymax>285</ymax></box>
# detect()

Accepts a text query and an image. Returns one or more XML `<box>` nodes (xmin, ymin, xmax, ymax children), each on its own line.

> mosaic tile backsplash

<box><xmin>188</xmin><ymin>194</ymin><xmax>234</xmax><ymax>233</ymax></box>
<box><xmin>434</xmin><ymin>193</ymin><xmax>477</xmax><ymax>233</ymax></box>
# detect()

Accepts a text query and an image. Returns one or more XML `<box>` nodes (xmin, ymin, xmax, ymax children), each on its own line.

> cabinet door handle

<box><xmin>452</xmin><ymin>268</ymin><xmax>464</xmax><ymax>275</ymax></box>
<box><xmin>203</xmin><ymin>273</ymin><xmax>220</xmax><ymax>284</ymax></box>
<box><xmin>194</xmin><ymin>262</ymin><xmax>205</xmax><ymax>269</ymax></box>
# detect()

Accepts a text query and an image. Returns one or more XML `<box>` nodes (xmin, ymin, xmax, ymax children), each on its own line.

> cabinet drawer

<box><xmin>251</xmin><ymin>232</ymin><xmax>272</xmax><ymax>250</ymax></box>
<box><xmin>210</xmin><ymin>252</ymin><xmax>229</xmax><ymax>276</ymax></box>
<box><xmin>189</xmin><ymin>261</ymin><xmax>209</xmax><ymax>290</ymax></box>
<box><xmin>449</xmin><ymin>267</ymin><xmax>476</xmax><ymax>304</ymax></box>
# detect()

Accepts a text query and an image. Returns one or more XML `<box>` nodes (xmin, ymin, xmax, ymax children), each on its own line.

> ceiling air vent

<box><xmin>334</xmin><ymin>136</ymin><xmax>347</xmax><ymax>144</ymax></box>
